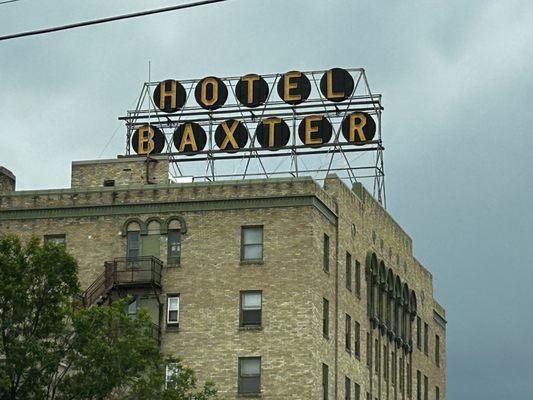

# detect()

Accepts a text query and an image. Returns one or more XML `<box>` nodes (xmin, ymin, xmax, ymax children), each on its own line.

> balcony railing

<box><xmin>83</xmin><ymin>256</ymin><xmax>163</xmax><ymax>306</ymax></box>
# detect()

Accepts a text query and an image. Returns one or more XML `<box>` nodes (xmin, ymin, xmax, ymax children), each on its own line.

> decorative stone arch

<box><xmin>121</xmin><ymin>217</ymin><xmax>147</xmax><ymax>236</ymax></box>
<box><xmin>379</xmin><ymin>261</ymin><xmax>387</xmax><ymax>286</ymax></box>
<box><xmin>387</xmin><ymin>268</ymin><xmax>395</xmax><ymax>295</ymax></box>
<box><xmin>409</xmin><ymin>290</ymin><xmax>418</xmax><ymax>317</ymax></box>
<box><xmin>145</xmin><ymin>217</ymin><xmax>163</xmax><ymax>235</ymax></box>
<box><xmin>394</xmin><ymin>276</ymin><xmax>402</xmax><ymax>300</ymax></box>
<box><xmin>162</xmin><ymin>215</ymin><xmax>187</xmax><ymax>235</ymax></box>
<box><xmin>402</xmin><ymin>283</ymin><xmax>410</xmax><ymax>306</ymax></box>
<box><xmin>366</xmin><ymin>251</ymin><xmax>378</xmax><ymax>277</ymax></box>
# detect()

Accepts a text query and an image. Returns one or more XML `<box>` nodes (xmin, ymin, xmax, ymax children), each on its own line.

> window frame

<box><xmin>435</xmin><ymin>334</ymin><xmax>440</xmax><ymax>367</ymax></box>
<box><xmin>167</xmin><ymin>295</ymin><xmax>180</xmax><ymax>326</ymax></box>
<box><xmin>345</xmin><ymin>252</ymin><xmax>352</xmax><ymax>291</ymax></box>
<box><xmin>44</xmin><ymin>234</ymin><xmax>66</xmax><ymax>246</ymax></box>
<box><xmin>424</xmin><ymin>322</ymin><xmax>429</xmax><ymax>355</ymax></box>
<box><xmin>167</xmin><ymin>229</ymin><xmax>182</xmax><ymax>265</ymax></box>
<box><xmin>345</xmin><ymin>314</ymin><xmax>352</xmax><ymax>353</ymax></box>
<box><xmin>238</xmin><ymin>357</ymin><xmax>261</xmax><ymax>394</ymax></box>
<box><xmin>240</xmin><ymin>291</ymin><xmax>262</xmax><ymax>328</ymax></box>
<box><xmin>126</xmin><ymin>230</ymin><xmax>141</xmax><ymax>260</ymax></box>
<box><xmin>354</xmin><ymin>320</ymin><xmax>361</xmax><ymax>359</ymax></box>
<box><xmin>323</xmin><ymin>298</ymin><xmax>329</xmax><ymax>338</ymax></box>
<box><xmin>323</xmin><ymin>233</ymin><xmax>330</xmax><ymax>272</ymax></box>
<box><xmin>344</xmin><ymin>376</ymin><xmax>351</xmax><ymax>400</ymax></box>
<box><xmin>355</xmin><ymin>260</ymin><xmax>361</xmax><ymax>298</ymax></box>
<box><xmin>241</xmin><ymin>225</ymin><xmax>264</xmax><ymax>262</ymax></box>
<box><xmin>322</xmin><ymin>363</ymin><xmax>329</xmax><ymax>400</ymax></box>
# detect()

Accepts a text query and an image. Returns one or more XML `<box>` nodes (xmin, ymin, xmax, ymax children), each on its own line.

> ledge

<box><xmin>239</xmin><ymin>326</ymin><xmax>263</xmax><ymax>331</ymax></box>
<box><xmin>240</xmin><ymin>260</ymin><xmax>264</xmax><ymax>266</ymax></box>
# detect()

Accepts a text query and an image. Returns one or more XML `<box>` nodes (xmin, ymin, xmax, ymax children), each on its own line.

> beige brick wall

<box><xmin>0</xmin><ymin>158</ymin><xmax>445</xmax><ymax>400</ymax></box>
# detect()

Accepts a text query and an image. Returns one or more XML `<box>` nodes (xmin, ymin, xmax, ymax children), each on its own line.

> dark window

<box><xmin>374</xmin><ymin>339</ymin><xmax>379</xmax><ymax>374</ymax></box>
<box><xmin>366</xmin><ymin>332</ymin><xmax>371</xmax><ymax>367</ymax></box>
<box><xmin>424</xmin><ymin>323</ymin><xmax>429</xmax><ymax>355</ymax></box>
<box><xmin>323</xmin><ymin>298</ymin><xmax>329</xmax><ymax>338</ymax></box>
<box><xmin>241</xmin><ymin>226</ymin><xmax>263</xmax><ymax>261</ymax></box>
<box><xmin>354</xmin><ymin>382</ymin><xmax>360</xmax><ymax>400</ymax></box>
<box><xmin>322</xmin><ymin>363</ymin><xmax>329</xmax><ymax>400</ymax></box>
<box><xmin>392</xmin><ymin>350</ymin><xmax>397</xmax><ymax>386</ymax></box>
<box><xmin>167</xmin><ymin>230</ymin><xmax>181</xmax><ymax>263</ymax></box>
<box><xmin>355</xmin><ymin>260</ymin><xmax>361</xmax><ymax>298</ymax></box>
<box><xmin>417</xmin><ymin>370</ymin><xmax>421</xmax><ymax>400</ymax></box>
<box><xmin>345</xmin><ymin>376</ymin><xmax>351</xmax><ymax>400</ymax></box>
<box><xmin>238</xmin><ymin>357</ymin><xmax>261</xmax><ymax>394</ymax></box>
<box><xmin>366</xmin><ymin>392</ymin><xmax>371</xmax><ymax>400</ymax></box>
<box><xmin>435</xmin><ymin>386</ymin><xmax>440</xmax><ymax>400</ymax></box>
<box><xmin>127</xmin><ymin>231</ymin><xmax>140</xmax><ymax>259</ymax></box>
<box><xmin>383</xmin><ymin>345</ymin><xmax>388</xmax><ymax>380</ymax></box>
<box><xmin>240</xmin><ymin>291</ymin><xmax>262</xmax><ymax>327</ymax></box>
<box><xmin>127</xmin><ymin>298</ymin><xmax>137</xmax><ymax>319</ymax></box>
<box><xmin>323</xmin><ymin>234</ymin><xmax>330</xmax><ymax>272</ymax></box>
<box><xmin>424</xmin><ymin>375</ymin><xmax>428</xmax><ymax>400</ymax></box>
<box><xmin>345</xmin><ymin>314</ymin><xmax>352</xmax><ymax>353</ymax></box>
<box><xmin>416</xmin><ymin>317</ymin><xmax>422</xmax><ymax>350</ymax></box>
<box><xmin>435</xmin><ymin>334</ymin><xmax>440</xmax><ymax>367</ymax></box>
<box><xmin>167</xmin><ymin>295</ymin><xmax>180</xmax><ymax>325</ymax></box>
<box><xmin>346</xmin><ymin>252</ymin><xmax>352</xmax><ymax>290</ymax></box>
<box><xmin>400</xmin><ymin>356</ymin><xmax>405</xmax><ymax>392</ymax></box>
<box><xmin>354</xmin><ymin>321</ymin><xmax>361</xmax><ymax>358</ymax></box>
<box><xmin>44</xmin><ymin>234</ymin><xmax>66</xmax><ymax>246</ymax></box>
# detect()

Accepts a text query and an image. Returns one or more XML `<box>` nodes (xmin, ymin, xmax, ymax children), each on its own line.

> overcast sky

<box><xmin>1</xmin><ymin>0</ymin><xmax>532</xmax><ymax>398</ymax></box>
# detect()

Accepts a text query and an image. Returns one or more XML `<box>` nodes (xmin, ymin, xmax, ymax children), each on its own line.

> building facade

<box><xmin>0</xmin><ymin>156</ymin><xmax>446</xmax><ymax>400</ymax></box>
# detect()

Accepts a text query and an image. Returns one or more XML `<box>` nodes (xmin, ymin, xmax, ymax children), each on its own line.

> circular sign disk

<box><xmin>341</xmin><ymin>112</ymin><xmax>376</xmax><ymax>144</ymax></box>
<box><xmin>194</xmin><ymin>76</ymin><xmax>228</xmax><ymax>110</ymax></box>
<box><xmin>173</xmin><ymin>122</ymin><xmax>207</xmax><ymax>154</ymax></box>
<box><xmin>153</xmin><ymin>79</ymin><xmax>186</xmax><ymax>113</ymax></box>
<box><xmin>132</xmin><ymin>125</ymin><xmax>165</xmax><ymax>155</ymax></box>
<box><xmin>319</xmin><ymin>68</ymin><xmax>354</xmax><ymax>102</ymax></box>
<box><xmin>215</xmin><ymin>119</ymin><xmax>249</xmax><ymax>152</ymax></box>
<box><xmin>298</xmin><ymin>115</ymin><xmax>333</xmax><ymax>148</ymax></box>
<box><xmin>277</xmin><ymin>71</ymin><xmax>311</xmax><ymax>105</ymax></box>
<box><xmin>255</xmin><ymin>117</ymin><xmax>291</xmax><ymax>150</ymax></box>
<box><xmin>236</xmin><ymin>74</ymin><xmax>269</xmax><ymax>108</ymax></box>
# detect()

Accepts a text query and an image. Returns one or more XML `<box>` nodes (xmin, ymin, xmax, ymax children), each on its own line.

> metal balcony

<box><xmin>83</xmin><ymin>256</ymin><xmax>163</xmax><ymax>306</ymax></box>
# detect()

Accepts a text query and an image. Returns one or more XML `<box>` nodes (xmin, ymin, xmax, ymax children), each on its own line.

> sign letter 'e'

<box><xmin>277</xmin><ymin>71</ymin><xmax>311</xmax><ymax>105</ymax></box>
<box><xmin>298</xmin><ymin>115</ymin><xmax>333</xmax><ymax>147</ymax></box>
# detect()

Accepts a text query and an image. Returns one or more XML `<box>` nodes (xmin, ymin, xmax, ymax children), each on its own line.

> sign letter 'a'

<box><xmin>341</xmin><ymin>112</ymin><xmax>376</xmax><ymax>144</ymax></box>
<box><xmin>132</xmin><ymin>125</ymin><xmax>165</xmax><ymax>155</ymax></box>
<box><xmin>173</xmin><ymin>122</ymin><xmax>207</xmax><ymax>154</ymax></box>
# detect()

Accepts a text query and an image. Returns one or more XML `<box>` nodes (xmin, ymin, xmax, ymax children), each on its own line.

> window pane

<box><xmin>242</xmin><ymin>310</ymin><xmax>261</xmax><ymax>325</ymax></box>
<box><xmin>168</xmin><ymin>230</ymin><xmax>181</xmax><ymax>258</ymax></box>
<box><xmin>243</xmin><ymin>227</ymin><xmax>262</xmax><ymax>245</ymax></box>
<box><xmin>169</xmin><ymin>297</ymin><xmax>179</xmax><ymax>310</ymax></box>
<box><xmin>240</xmin><ymin>376</ymin><xmax>260</xmax><ymax>393</ymax></box>
<box><xmin>243</xmin><ymin>244</ymin><xmax>262</xmax><ymax>260</ymax></box>
<box><xmin>168</xmin><ymin>310</ymin><xmax>178</xmax><ymax>322</ymax></box>
<box><xmin>240</xmin><ymin>358</ymin><xmax>260</xmax><ymax>375</ymax></box>
<box><xmin>243</xmin><ymin>292</ymin><xmax>261</xmax><ymax>309</ymax></box>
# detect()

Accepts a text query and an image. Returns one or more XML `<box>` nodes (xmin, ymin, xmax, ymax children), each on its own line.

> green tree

<box><xmin>0</xmin><ymin>235</ymin><xmax>216</xmax><ymax>400</ymax></box>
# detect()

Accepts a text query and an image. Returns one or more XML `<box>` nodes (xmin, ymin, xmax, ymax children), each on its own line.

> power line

<box><xmin>0</xmin><ymin>0</ymin><xmax>228</xmax><ymax>42</ymax></box>
<box><xmin>0</xmin><ymin>0</ymin><xmax>22</xmax><ymax>5</ymax></box>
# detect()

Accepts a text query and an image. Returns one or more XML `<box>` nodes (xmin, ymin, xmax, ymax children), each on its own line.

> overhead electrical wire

<box><xmin>0</xmin><ymin>0</ymin><xmax>22</xmax><ymax>5</ymax></box>
<box><xmin>0</xmin><ymin>0</ymin><xmax>228</xmax><ymax>42</ymax></box>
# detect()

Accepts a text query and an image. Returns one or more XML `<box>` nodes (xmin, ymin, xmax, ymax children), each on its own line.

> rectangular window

<box><xmin>127</xmin><ymin>231</ymin><xmax>140</xmax><ymax>260</ymax></box>
<box><xmin>417</xmin><ymin>370</ymin><xmax>421</xmax><ymax>400</ymax></box>
<box><xmin>435</xmin><ymin>334</ymin><xmax>440</xmax><ymax>367</ymax></box>
<box><xmin>354</xmin><ymin>321</ymin><xmax>361</xmax><ymax>358</ymax></box>
<box><xmin>424</xmin><ymin>375</ymin><xmax>428</xmax><ymax>400</ymax></box>
<box><xmin>345</xmin><ymin>252</ymin><xmax>352</xmax><ymax>290</ymax></box>
<box><xmin>374</xmin><ymin>339</ymin><xmax>379</xmax><ymax>374</ymax></box>
<box><xmin>323</xmin><ymin>234</ymin><xmax>330</xmax><ymax>272</ymax></box>
<box><xmin>323</xmin><ymin>298</ymin><xmax>329</xmax><ymax>338</ymax></box>
<box><xmin>354</xmin><ymin>382</ymin><xmax>360</xmax><ymax>400</ymax></box>
<box><xmin>366</xmin><ymin>332</ymin><xmax>371</xmax><ymax>368</ymax></box>
<box><xmin>240</xmin><ymin>291</ymin><xmax>262</xmax><ymax>327</ymax></box>
<box><xmin>322</xmin><ymin>363</ymin><xmax>329</xmax><ymax>400</ymax></box>
<box><xmin>167</xmin><ymin>230</ymin><xmax>181</xmax><ymax>263</ymax></box>
<box><xmin>416</xmin><ymin>317</ymin><xmax>422</xmax><ymax>350</ymax></box>
<box><xmin>127</xmin><ymin>298</ymin><xmax>137</xmax><ymax>319</ymax></box>
<box><xmin>44</xmin><ymin>234</ymin><xmax>66</xmax><ymax>246</ymax></box>
<box><xmin>435</xmin><ymin>386</ymin><xmax>440</xmax><ymax>400</ymax></box>
<box><xmin>392</xmin><ymin>350</ymin><xmax>397</xmax><ymax>386</ymax></box>
<box><xmin>383</xmin><ymin>345</ymin><xmax>388</xmax><ymax>380</ymax></box>
<box><xmin>165</xmin><ymin>362</ymin><xmax>179</xmax><ymax>389</ymax></box>
<box><xmin>238</xmin><ymin>357</ymin><xmax>261</xmax><ymax>394</ymax></box>
<box><xmin>345</xmin><ymin>376</ymin><xmax>351</xmax><ymax>400</ymax></box>
<box><xmin>345</xmin><ymin>314</ymin><xmax>352</xmax><ymax>353</ymax></box>
<box><xmin>167</xmin><ymin>295</ymin><xmax>180</xmax><ymax>325</ymax></box>
<box><xmin>355</xmin><ymin>260</ymin><xmax>361</xmax><ymax>298</ymax></box>
<box><xmin>399</xmin><ymin>356</ymin><xmax>405</xmax><ymax>392</ymax></box>
<box><xmin>241</xmin><ymin>226</ymin><xmax>263</xmax><ymax>261</ymax></box>
<box><xmin>424</xmin><ymin>323</ymin><xmax>429</xmax><ymax>355</ymax></box>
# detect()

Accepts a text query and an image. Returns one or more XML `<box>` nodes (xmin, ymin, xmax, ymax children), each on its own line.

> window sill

<box><xmin>166</xmin><ymin>324</ymin><xmax>180</xmax><ymax>332</ymax></box>
<box><xmin>166</xmin><ymin>263</ymin><xmax>181</xmax><ymax>268</ymax></box>
<box><xmin>238</xmin><ymin>393</ymin><xmax>262</xmax><ymax>398</ymax></box>
<box><xmin>323</xmin><ymin>334</ymin><xmax>330</xmax><ymax>340</ymax></box>
<box><xmin>323</xmin><ymin>268</ymin><xmax>330</xmax><ymax>275</ymax></box>
<box><xmin>239</xmin><ymin>325</ymin><xmax>263</xmax><ymax>331</ymax></box>
<box><xmin>240</xmin><ymin>260</ymin><xmax>264</xmax><ymax>266</ymax></box>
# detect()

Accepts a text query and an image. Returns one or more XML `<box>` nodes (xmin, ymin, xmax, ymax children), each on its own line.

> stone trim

<box><xmin>0</xmin><ymin>195</ymin><xmax>337</xmax><ymax>225</ymax></box>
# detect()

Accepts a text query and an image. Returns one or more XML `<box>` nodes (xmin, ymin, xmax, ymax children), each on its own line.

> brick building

<box><xmin>0</xmin><ymin>156</ymin><xmax>446</xmax><ymax>400</ymax></box>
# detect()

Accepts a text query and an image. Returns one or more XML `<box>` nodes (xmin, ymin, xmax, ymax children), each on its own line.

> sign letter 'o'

<box><xmin>173</xmin><ymin>122</ymin><xmax>207</xmax><ymax>154</ymax></box>
<box><xmin>235</xmin><ymin>74</ymin><xmax>269</xmax><ymax>108</ymax></box>
<box><xmin>341</xmin><ymin>112</ymin><xmax>376</xmax><ymax>144</ymax></box>
<box><xmin>277</xmin><ymin>71</ymin><xmax>311</xmax><ymax>105</ymax></box>
<box><xmin>319</xmin><ymin>68</ymin><xmax>354</xmax><ymax>102</ymax></box>
<box><xmin>215</xmin><ymin>119</ymin><xmax>249</xmax><ymax>152</ymax></box>
<box><xmin>153</xmin><ymin>79</ymin><xmax>186</xmax><ymax>113</ymax></box>
<box><xmin>194</xmin><ymin>76</ymin><xmax>228</xmax><ymax>110</ymax></box>
<box><xmin>256</xmin><ymin>117</ymin><xmax>291</xmax><ymax>150</ymax></box>
<box><xmin>298</xmin><ymin>115</ymin><xmax>333</xmax><ymax>147</ymax></box>
<box><xmin>132</xmin><ymin>125</ymin><xmax>165</xmax><ymax>155</ymax></box>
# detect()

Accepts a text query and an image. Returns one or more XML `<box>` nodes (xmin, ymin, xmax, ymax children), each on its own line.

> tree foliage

<box><xmin>0</xmin><ymin>235</ymin><xmax>217</xmax><ymax>400</ymax></box>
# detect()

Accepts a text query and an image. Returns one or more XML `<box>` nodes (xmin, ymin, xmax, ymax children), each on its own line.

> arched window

<box><xmin>126</xmin><ymin>221</ymin><xmax>141</xmax><ymax>260</ymax></box>
<box><xmin>143</xmin><ymin>219</ymin><xmax>162</xmax><ymax>258</ymax></box>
